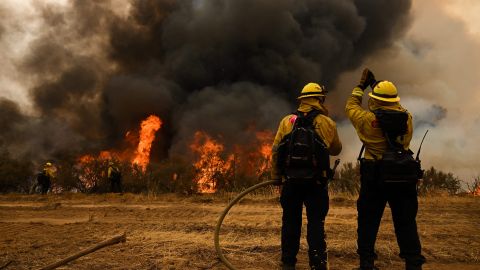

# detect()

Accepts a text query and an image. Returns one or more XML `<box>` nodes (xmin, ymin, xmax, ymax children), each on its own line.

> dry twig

<box><xmin>38</xmin><ymin>233</ymin><xmax>126</xmax><ymax>270</ymax></box>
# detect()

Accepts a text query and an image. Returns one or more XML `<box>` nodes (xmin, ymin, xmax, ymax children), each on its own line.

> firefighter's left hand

<box><xmin>358</xmin><ymin>68</ymin><xmax>376</xmax><ymax>90</ymax></box>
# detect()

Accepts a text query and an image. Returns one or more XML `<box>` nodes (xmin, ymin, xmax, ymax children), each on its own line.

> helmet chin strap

<box><xmin>318</xmin><ymin>96</ymin><xmax>326</xmax><ymax>104</ymax></box>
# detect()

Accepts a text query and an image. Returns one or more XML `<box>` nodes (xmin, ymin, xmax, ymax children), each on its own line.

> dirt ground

<box><xmin>0</xmin><ymin>192</ymin><xmax>479</xmax><ymax>270</ymax></box>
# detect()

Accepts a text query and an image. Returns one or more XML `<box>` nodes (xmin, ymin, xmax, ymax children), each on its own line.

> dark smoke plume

<box><xmin>3</xmin><ymin>0</ymin><xmax>412</xmax><ymax>162</ymax></box>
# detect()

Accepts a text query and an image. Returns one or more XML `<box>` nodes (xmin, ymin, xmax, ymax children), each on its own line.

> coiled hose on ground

<box><xmin>214</xmin><ymin>180</ymin><xmax>278</xmax><ymax>270</ymax></box>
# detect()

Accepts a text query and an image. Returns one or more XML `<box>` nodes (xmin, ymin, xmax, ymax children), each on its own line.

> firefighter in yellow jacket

<box><xmin>346</xmin><ymin>69</ymin><xmax>425</xmax><ymax>270</ymax></box>
<box><xmin>108</xmin><ymin>161</ymin><xmax>122</xmax><ymax>193</ymax></box>
<box><xmin>36</xmin><ymin>162</ymin><xmax>55</xmax><ymax>194</ymax></box>
<box><xmin>272</xmin><ymin>83</ymin><xmax>342</xmax><ymax>270</ymax></box>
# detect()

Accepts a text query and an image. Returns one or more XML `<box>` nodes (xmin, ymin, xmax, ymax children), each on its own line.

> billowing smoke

<box><xmin>332</xmin><ymin>0</ymin><xmax>480</xmax><ymax>181</ymax></box>
<box><xmin>0</xmin><ymin>0</ymin><xmax>412</xmax><ymax>165</ymax></box>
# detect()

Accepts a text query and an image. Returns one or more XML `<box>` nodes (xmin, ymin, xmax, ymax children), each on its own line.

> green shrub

<box><xmin>417</xmin><ymin>167</ymin><xmax>461</xmax><ymax>195</ymax></box>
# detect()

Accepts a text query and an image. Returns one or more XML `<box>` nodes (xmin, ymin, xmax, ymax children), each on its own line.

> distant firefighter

<box><xmin>108</xmin><ymin>161</ymin><xmax>122</xmax><ymax>193</ymax></box>
<box><xmin>36</xmin><ymin>162</ymin><xmax>54</xmax><ymax>194</ymax></box>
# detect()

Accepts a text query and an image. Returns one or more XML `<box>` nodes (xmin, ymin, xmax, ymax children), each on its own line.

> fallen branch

<box><xmin>38</xmin><ymin>233</ymin><xmax>126</xmax><ymax>270</ymax></box>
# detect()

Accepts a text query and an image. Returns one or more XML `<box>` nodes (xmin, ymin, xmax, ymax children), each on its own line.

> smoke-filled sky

<box><xmin>331</xmin><ymin>0</ymin><xmax>480</xmax><ymax>182</ymax></box>
<box><xmin>0</xmin><ymin>0</ymin><xmax>479</xmax><ymax>182</ymax></box>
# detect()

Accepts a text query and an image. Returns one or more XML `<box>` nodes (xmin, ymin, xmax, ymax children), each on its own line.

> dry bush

<box><xmin>142</xmin><ymin>157</ymin><xmax>197</xmax><ymax>195</ymax></box>
<box><xmin>466</xmin><ymin>176</ymin><xmax>480</xmax><ymax>195</ymax></box>
<box><xmin>418</xmin><ymin>167</ymin><xmax>462</xmax><ymax>195</ymax></box>
<box><xmin>330</xmin><ymin>162</ymin><xmax>361</xmax><ymax>195</ymax></box>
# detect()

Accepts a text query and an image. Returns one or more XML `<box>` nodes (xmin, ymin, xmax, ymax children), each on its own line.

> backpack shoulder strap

<box><xmin>357</xmin><ymin>145</ymin><xmax>365</xmax><ymax>161</ymax></box>
<box><xmin>306</xmin><ymin>110</ymin><xmax>321</xmax><ymax>120</ymax></box>
<box><xmin>295</xmin><ymin>110</ymin><xmax>321</xmax><ymax>126</ymax></box>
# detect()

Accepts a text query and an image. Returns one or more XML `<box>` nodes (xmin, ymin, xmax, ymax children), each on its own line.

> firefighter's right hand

<box><xmin>358</xmin><ymin>68</ymin><xmax>376</xmax><ymax>90</ymax></box>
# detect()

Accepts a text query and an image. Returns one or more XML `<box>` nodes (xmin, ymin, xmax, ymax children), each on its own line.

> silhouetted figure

<box><xmin>108</xmin><ymin>162</ymin><xmax>122</xmax><ymax>193</ymax></box>
<box><xmin>36</xmin><ymin>162</ymin><xmax>54</xmax><ymax>194</ymax></box>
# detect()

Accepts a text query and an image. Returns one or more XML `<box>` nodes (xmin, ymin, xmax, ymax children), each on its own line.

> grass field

<box><xmin>0</xmin><ymin>192</ymin><xmax>478</xmax><ymax>270</ymax></box>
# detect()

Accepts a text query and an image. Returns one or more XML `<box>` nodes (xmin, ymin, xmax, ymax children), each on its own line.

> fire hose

<box><xmin>214</xmin><ymin>160</ymin><xmax>340</xmax><ymax>270</ymax></box>
<box><xmin>214</xmin><ymin>179</ymin><xmax>278</xmax><ymax>270</ymax></box>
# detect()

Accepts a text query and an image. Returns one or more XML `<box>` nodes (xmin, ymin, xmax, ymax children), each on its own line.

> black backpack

<box><xmin>373</xmin><ymin>109</ymin><xmax>423</xmax><ymax>183</ymax></box>
<box><xmin>277</xmin><ymin>110</ymin><xmax>330</xmax><ymax>181</ymax></box>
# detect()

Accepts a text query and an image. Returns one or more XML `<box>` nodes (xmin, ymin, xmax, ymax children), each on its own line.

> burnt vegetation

<box><xmin>0</xmin><ymin>152</ymin><xmax>466</xmax><ymax>196</ymax></box>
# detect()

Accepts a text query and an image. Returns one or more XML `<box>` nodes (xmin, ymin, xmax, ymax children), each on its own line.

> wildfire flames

<box><xmin>190</xmin><ymin>130</ymin><xmax>273</xmax><ymax>193</ymax></box>
<box><xmin>76</xmin><ymin>115</ymin><xmax>162</xmax><ymax>187</ymax></box>
<box><xmin>254</xmin><ymin>130</ymin><xmax>273</xmax><ymax>175</ymax></box>
<box><xmin>76</xmin><ymin>113</ymin><xmax>271</xmax><ymax>194</ymax></box>
<box><xmin>132</xmin><ymin>115</ymin><xmax>162</xmax><ymax>171</ymax></box>
<box><xmin>190</xmin><ymin>131</ymin><xmax>234</xmax><ymax>193</ymax></box>
<box><xmin>473</xmin><ymin>186</ymin><xmax>480</xmax><ymax>196</ymax></box>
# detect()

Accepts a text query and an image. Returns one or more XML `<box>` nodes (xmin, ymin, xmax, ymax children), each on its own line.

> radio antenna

<box><xmin>415</xmin><ymin>130</ymin><xmax>429</xmax><ymax>161</ymax></box>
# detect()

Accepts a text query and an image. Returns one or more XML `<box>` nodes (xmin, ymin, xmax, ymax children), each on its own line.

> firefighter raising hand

<box><xmin>358</xmin><ymin>68</ymin><xmax>377</xmax><ymax>90</ymax></box>
<box><xmin>346</xmin><ymin>69</ymin><xmax>426</xmax><ymax>270</ymax></box>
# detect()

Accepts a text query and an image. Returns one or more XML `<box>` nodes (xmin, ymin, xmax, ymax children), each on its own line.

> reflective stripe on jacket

<box><xmin>345</xmin><ymin>87</ymin><xmax>413</xmax><ymax>160</ymax></box>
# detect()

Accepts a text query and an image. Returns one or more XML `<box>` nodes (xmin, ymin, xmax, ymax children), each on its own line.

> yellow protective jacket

<box><xmin>271</xmin><ymin>98</ymin><xmax>342</xmax><ymax>180</ymax></box>
<box><xmin>345</xmin><ymin>87</ymin><xmax>413</xmax><ymax>160</ymax></box>
<box><xmin>108</xmin><ymin>166</ymin><xmax>119</xmax><ymax>179</ymax></box>
<box><xmin>44</xmin><ymin>167</ymin><xmax>55</xmax><ymax>179</ymax></box>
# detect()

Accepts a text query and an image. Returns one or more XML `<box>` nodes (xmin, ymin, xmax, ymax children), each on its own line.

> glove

<box><xmin>358</xmin><ymin>68</ymin><xmax>376</xmax><ymax>90</ymax></box>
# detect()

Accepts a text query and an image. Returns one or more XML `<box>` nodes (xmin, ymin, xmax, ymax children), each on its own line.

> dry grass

<box><xmin>0</xmin><ymin>192</ymin><xmax>478</xmax><ymax>270</ymax></box>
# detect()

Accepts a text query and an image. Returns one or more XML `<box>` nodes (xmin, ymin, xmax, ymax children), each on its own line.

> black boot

<box><xmin>281</xmin><ymin>263</ymin><xmax>296</xmax><ymax>270</ymax></box>
<box><xmin>310</xmin><ymin>261</ymin><xmax>328</xmax><ymax>270</ymax></box>
<box><xmin>405</xmin><ymin>254</ymin><xmax>425</xmax><ymax>270</ymax></box>
<box><xmin>309</xmin><ymin>250</ymin><xmax>328</xmax><ymax>270</ymax></box>
<box><xmin>353</xmin><ymin>266</ymin><xmax>379</xmax><ymax>270</ymax></box>
<box><xmin>355</xmin><ymin>258</ymin><xmax>379</xmax><ymax>270</ymax></box>
<box><xmin>406</xmin><ymin>264</ymin><xmax>422</xmax><ymax>270</ymax></box>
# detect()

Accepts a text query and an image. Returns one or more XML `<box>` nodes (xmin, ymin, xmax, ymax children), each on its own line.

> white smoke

<box><xmin>332</xmin><ymin>0</ymin><xmax>480</xmax><ymax>183</ymax></box>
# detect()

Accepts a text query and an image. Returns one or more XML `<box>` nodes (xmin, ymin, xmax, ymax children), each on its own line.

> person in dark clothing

<box><xmin>36</xmin><ymin>170</ymin><xmax>50</xmax><ymax>194</ymax></box>
<box><xmin>35</xmin><ymin>162</ymin><xmax>54</xmax><ymax>194</ymax></box>
<box><xmin>108</xmin><ymin>161</ymin><xmax>122</xmax><ymax>193</ymax></box>
<box><xmin>345</xmin><ymin>69</ymin><xmax>426</xmax><ymax>270</ymax></box>
<box><xmin>271</xmin><ymin>83</ymin><xmax>342</xmax><ymax>270</ymax></box>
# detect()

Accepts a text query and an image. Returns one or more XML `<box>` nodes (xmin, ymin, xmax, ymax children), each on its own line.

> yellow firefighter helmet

<box><xmin>368</xmin><ymin>81</ymin><xmax>400</xmax><ymax>102</ymax></box>
<box><xmin>45</xmin><ymin>162</ymin><xmax>52</xmax><ymax>167</ymax></box>
<box><xmin>297</xmin><ymin>83</ymin><xmax>327</xmax><ymax>99</ymax></box>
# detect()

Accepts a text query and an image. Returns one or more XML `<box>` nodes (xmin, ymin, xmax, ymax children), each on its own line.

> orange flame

<box><xmin>76</xmin><ymin>115</ymin><xmax>162</xmax><ymax>188</ymax></box>
<box><xmin>190</xmin><ymin>131</ymin><xmax>233</xmax><ymax>193</ymax></box>
<box><xmin>132</xmin><ymin>115</ymin><xmax>162</xmax><ymax>171</ymax></box>
<box><xmin>474</xmin><ymin>186</ymin><xmax>480</xmax><ymax>196</ymax></box>
<box><xmin>255</xmin><ymin>130</ymin><xmax>273</xmax><ymax>175</ymax></box>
